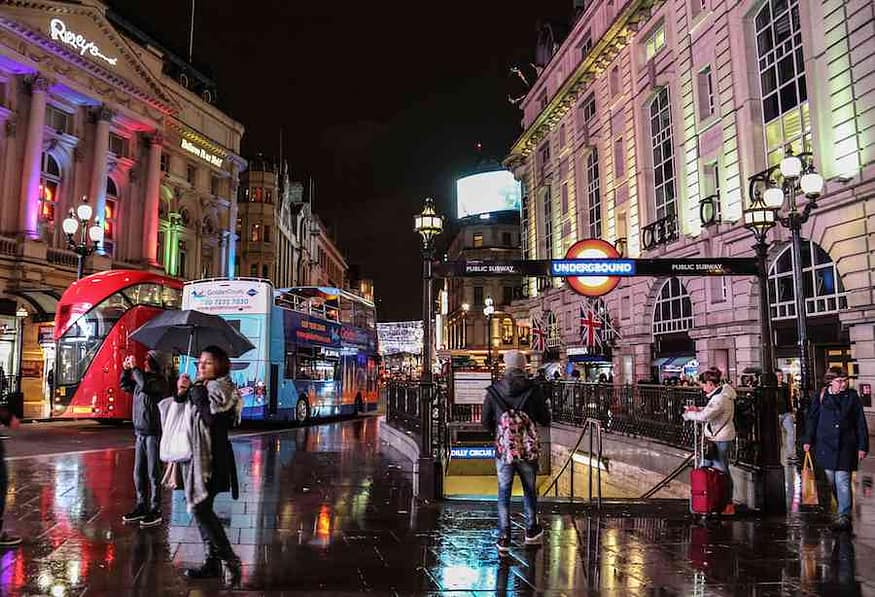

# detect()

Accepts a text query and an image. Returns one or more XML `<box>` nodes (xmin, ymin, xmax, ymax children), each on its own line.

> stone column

<box><xmin>142</xmin><ymin>134</ymin><xmax>163</xmax><ymax>266</ymax></box>
<box><xmin>18</xmin><ymin>75</ymin><xmax>50</xmax><ymax>239</ymax></box>
<box><xmin>89</xmin><ymin>106</ymin><xmax>113</xmax><ymax>250</ymax></box>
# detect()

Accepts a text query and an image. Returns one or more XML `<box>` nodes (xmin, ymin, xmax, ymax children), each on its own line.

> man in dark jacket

<box><xmin>803</xmin><ymin>366</ymin><xmax>869</xmax><ymax>531</ymax></box>
<box><xmin>482</xmin><ymin>350</ymin><xmax>550</xmax><ymax>553</ymax></box>
<box><xmin>0</xmin><ymin>406</ymin><xmax>21</xmax><ymax>547</ymax></box>
<box><xmin>121</xmin><ymin>351</ymin><xmax>167</xmax><ymax>528</ymax></box>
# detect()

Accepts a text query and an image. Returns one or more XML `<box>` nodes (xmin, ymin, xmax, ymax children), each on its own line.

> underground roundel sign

<box><xmin>559</xmin><ymin>239</ymin><xmax>624</xmax><ymax>297</ymax></box>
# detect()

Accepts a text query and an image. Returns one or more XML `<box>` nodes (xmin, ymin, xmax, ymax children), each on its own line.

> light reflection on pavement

<box><xmin>0</xmin><ymin>417</ymin><xmax>872</xmax><ymax>594</ymax></box>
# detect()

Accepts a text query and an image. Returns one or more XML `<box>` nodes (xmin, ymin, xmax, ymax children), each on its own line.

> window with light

<box><xmin>653</xmin><ymin>278</ymin><xmax>693</xmax><ymax>335</ymax></box>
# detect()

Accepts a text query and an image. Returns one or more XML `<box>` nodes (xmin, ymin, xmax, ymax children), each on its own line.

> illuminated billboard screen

<box><xmin>456</xmin><ymin>170</ymin><xmax>521</xmax><ymax>219</ymax></box>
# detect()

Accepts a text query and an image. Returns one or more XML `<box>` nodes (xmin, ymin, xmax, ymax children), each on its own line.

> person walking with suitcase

<box><xmin>803</xmin><ymin>366</ymin><xmax>868</xmax><ymax>531</ymax></box>
<box><xmin>683</xmin><ymin>367</ymin><xmax>737</xmax><ymax>514</ymax></box>
<box><xmin>121</xmin><ymin>351</ymin><xmax>167</xmax><ymax>528</ymax></box>
<box><xmin>482</xmin><ymin>350</ymin><xmax>550</xmax><ymax>553</ymax></box>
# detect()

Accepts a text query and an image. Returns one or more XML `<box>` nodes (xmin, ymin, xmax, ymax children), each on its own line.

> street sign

<box><xmin>435</xmin><ymin>257</ymin><xmax>758</xmax><ymax>278</ymax></box>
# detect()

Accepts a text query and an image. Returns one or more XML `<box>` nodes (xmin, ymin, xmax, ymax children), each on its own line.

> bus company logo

<box><xmin>555</xmin><ymin>239</ymin><xmax>628</xmax><ymax>297</ymax></box>
<box><xmin>246</xmin><ymin>288</ymin><xmax>258</xmax><ymax>297</ymax></box>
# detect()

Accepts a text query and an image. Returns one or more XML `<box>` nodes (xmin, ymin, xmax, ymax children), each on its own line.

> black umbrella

<box><xmin>129</xmin><ymin>309</ymin><xmax>255</xmax><ymax>358</ymax></box>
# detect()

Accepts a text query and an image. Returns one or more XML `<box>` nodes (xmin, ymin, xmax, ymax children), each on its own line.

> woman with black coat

<box><xmin>803</xmin><ymin>366</ymin><xmax>869</xmax><ymax>532</ymax></box>
<box><xmin>173</xmin><ymin>345</ymin><xmax>242</xmax><ymax>584</ymax></box>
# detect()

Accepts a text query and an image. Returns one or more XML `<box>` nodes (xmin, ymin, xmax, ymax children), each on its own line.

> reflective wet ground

<box><xmin>1</xmin><ymin>417</ymin><xmax>874</xmax><ymax>595</ymax></box>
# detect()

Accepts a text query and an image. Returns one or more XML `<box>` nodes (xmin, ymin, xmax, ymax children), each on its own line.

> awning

<box><xmin>568</xmin><ymin>353</ymin><xmax>610</xmax><ymax>363</ymax></box>
<box><xmin>5</xmin><ymin>289</ymin><xmax>60</xmax><ymax>323</ymax></box>
<box><xmin>664</xmin><ymin>356</ymin><xmax>697</xmax><ymax>371</ymax></box>
<box><xmin>652</xmin><ymin>357</ymin><xmax>672</xmax><ymax>368</ymax></box>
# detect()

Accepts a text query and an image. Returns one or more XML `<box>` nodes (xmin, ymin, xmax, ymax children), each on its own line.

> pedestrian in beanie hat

<box><xmin>503</xmin><ymin>350</ymin><xmax>527</xmax><ymax>372</ymax></box>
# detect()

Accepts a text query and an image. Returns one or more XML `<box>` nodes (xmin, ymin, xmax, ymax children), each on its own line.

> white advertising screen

<box><xmin>182</xmin><ymin>279</ymin><xmax>272</xmax><ymax>315</ymax></box>
<box><xmin>456</xmin><ymin>170</ymin><xmax>522</xmax><ymax>219</ymax></box>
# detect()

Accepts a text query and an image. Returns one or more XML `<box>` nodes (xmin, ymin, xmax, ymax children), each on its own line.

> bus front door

<box><xmin>269</xmin><ymin>363</ymin><xmax>279</xmax><ymax>416</ymax></box>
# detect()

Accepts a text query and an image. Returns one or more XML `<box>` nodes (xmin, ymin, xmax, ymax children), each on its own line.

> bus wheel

<box><xmin>354</xmin><ymin>394</ymin><xmax>364</xmax><ymax>415</ymax></box>
<box><xmin>295</xmin><ymin>397</ymin><xmax>310</xmax><ymax>424</ymax></box>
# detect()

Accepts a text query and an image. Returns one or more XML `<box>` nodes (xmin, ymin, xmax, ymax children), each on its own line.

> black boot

<box><xmin>185</xmin><ymin>557</ymin><xmax>221</xmax><ymax>579</ymax></box>
<box><xmin>224</xmin><ymin>555</ymin><xmax>242</xmax><ymax>587</ymax></box>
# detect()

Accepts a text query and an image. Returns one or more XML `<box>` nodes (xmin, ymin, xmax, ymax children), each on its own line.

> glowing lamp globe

<box><xmin>763</xmin><ymin>186</ymin><xmax>785</xmax><ymax>209</ymax></box>
<box><xmin>88</xmin><ymin>225</ymin><xmax>104</xmax><ymax>243</ymax></box>
<box><xmin>800</xmin><ymin>171</ymin><xmax>824</xmax><ymax>196</ymax></box>
<box><xmin>780</xmin><ymin>155</ymin><xmax>802</xmax><ymax>179</ymax></box>
<box><xmin>414</xmin><ymin>197</ymin><xmax>443</xmax><ymax>245</ymax></box>
<box><xmin>62</xmin><ymin>217</ymin><xmax>78</xmax><ymax>235</ymax></box>
<box><xmin>76</xmin><ymin>202</ymin><xmax>93</xmax><ymax>222</ymax></box>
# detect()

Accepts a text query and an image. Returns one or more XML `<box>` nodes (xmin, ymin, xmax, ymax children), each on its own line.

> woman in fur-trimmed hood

<box><xmin>172</xmin><ymin>345</ymin><xmax>242</xmax><ymax>584</ymax></box>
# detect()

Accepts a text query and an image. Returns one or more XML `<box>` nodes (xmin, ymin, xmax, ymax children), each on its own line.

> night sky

<box><xmin>109</xmin><ymin>0</ymin><xmax>571</xmax><ymax>320</ymax></box>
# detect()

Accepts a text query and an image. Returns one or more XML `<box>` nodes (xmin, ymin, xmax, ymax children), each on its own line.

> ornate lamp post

<box><xmin>750</xmin><ymin>148</ymin><xmax>824</xmax><ymax>401</ymax></box>
<box><xmin>414</xmin><ymin>198</ymin><xmax>443</xmax><ymax>498</ymax></box>
<box><xmin>62</xmin><ymin>198</ymin><xmax>103</xmax><ymax>280</ymax></box>
<box><xmin>483</xmin><ymin>296</ymin><xmax>495</xmax><ymax>370</ymax></box>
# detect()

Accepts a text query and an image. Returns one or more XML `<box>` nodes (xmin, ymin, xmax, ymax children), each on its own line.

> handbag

<box><xmin>801</xmin><ymin>451</ymin><xmax>819</xmax><ymax>506</ymax></box>
<box><xmin>158</xmin><ymin>397</ymin><xmax>192</xmax><ymax>463</ymax></box>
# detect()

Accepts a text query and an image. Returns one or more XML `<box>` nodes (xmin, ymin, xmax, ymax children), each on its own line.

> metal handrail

<box><xmin>541</xmin><ymin>417</ymin><xmax>603</xmax><ymax>506</ymax></box>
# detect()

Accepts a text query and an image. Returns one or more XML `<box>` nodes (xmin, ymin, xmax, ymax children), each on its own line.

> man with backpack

<box><xmin>481</xmin><ymin>350</ymin><xmax>550</xmax><ymax>553</ymax></box>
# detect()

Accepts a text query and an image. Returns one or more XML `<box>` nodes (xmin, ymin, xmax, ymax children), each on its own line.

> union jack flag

<box><xmin>579</xmin><ymin>304</ymin><xmax>603</xmax><ymax>348</ymax></box>
<box><xmin>531</xmin><ymin>315</ymin><xmax>547</xmax><ymax>352</ymax></box>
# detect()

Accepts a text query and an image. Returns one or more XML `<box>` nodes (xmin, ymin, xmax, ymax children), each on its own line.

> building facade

<box><xmin>506</xmin><ymin>0</ymin><xmax>875</xmax><ymax>399</ymax></box>
<box><xmin>441</xmin><ymin>211</ymin><xmax>528</xmax><ymax>364</ymax></box>
<box><xmin>0</xmin><ymin>0</ymin><xmax>244</xmax><ymax>416</ymax></box>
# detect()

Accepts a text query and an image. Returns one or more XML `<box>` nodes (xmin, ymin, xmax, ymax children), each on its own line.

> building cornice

<box><xmin>166</xmin><ymin>119</ymin><xmax>246</xmax><ymax>170</ymax></box>
<box><xmin>505</xmin><ymin>0</ymin><xmax>663</xmax><ymax>169</ymax></box>
<box><xmin>0</xmin><ymin>0</ymin><xmax>180</xmax><ymax>115</ymax></box>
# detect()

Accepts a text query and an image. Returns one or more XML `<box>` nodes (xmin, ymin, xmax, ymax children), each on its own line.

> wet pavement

<box><xmin>0</xmin><ymin>418</ymin><xmax>873</xmax><ymax>595</ymax></box>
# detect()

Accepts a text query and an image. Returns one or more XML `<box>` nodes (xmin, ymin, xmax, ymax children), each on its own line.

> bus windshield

<box><xmin>56</xmin><ymin>291</ymin><xmax>131</xmax><ymax>386</ymax></box>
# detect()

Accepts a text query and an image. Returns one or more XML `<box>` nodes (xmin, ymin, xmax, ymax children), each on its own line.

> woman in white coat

<box><xmin>682</xmin><ymin>367</ymin><xmax>737</xmax><ymax>505</ymax></box>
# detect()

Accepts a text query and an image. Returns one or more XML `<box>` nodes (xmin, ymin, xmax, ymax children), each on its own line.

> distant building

<box><xmin>506</xmin><ymin>0</ymin><xmax>875</xmax><ymax>393</ymax></box>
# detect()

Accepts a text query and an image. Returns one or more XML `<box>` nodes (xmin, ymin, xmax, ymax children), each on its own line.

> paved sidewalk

<box><xmin>0</xmin><ymin>417</ymin><xmax>870</xmax><ymax>595</ymax></box>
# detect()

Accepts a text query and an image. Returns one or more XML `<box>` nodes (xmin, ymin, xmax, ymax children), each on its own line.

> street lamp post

<box><xmin>62</xmin><ymin>198</ymin><xmax>104</xmax><ymax>280</ymax></box>
<box><xmin>414</xmin><ymin>197</ymin><xmax>443</xmax><ymax>499</ymax></box>
<box><xmin>744</xmin><ymin>146</ymin><xmax>824</xmax><ymax>514</ymax></box>
<box><xmin>483</xmin><ymin>297</ymin><xmax>495</xmax><ymax>373</ymax></box>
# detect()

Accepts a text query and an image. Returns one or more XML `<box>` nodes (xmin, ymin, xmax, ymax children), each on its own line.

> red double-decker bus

<box><xmin>52</xmin><ymin>270</ymin><xmax>182</xmax><ymax>420</ymax></box>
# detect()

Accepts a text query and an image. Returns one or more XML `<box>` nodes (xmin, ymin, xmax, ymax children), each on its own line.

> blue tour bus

<box><xmin>181</xmin><ymin>278</ymin><xmax>379</xmax><ymax>422</ymax></box>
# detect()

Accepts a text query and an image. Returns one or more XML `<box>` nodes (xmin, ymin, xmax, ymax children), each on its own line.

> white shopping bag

<box><xmin>158</xmin><ymin>397</ymin><xmax>192</xmax><ymax>463</ymax></box>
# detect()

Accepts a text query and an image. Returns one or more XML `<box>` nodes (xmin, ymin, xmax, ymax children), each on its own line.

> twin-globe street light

<box><xmin>483</xmin><ymin>297</ymin><xmax>495</xmax><ymax>371</ymax></box>
<box><xmin>62</xmin><ymin>198</ymin><xmax>103</xmax><ymax>280</ymax></box>
<box><xmin>413</xmin><ymin>198</ymin><xmax>444</xmax><ymax>498</ymax></box>
<box><xmin>743</xmin><ymin>147</ymin><xmax>823</xmax><ymax>514</ymax></box>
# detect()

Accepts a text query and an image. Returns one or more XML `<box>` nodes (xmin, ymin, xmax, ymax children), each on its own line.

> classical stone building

<box><xmin>506</xmin><ymin>0</ymin><xmax>875</xmax><ymax>402</ymax></box>
<box><xmin>0</xmin><ymin>0</ymin><xmax>244</xmax><ymax>416</ymax></box>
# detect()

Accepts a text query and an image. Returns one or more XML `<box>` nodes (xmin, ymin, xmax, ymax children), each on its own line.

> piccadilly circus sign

<box><xmin>551</xmin><ymin>239</ymin><xmax>632</xmax><ymax>297</ymax></box>
<box><xmin>49</xmin><ymin>19</ymin><xmax>118</xmax><ymax>66</ymax></box>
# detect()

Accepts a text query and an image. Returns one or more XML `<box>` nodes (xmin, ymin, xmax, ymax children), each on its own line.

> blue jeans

<box><xmin>496</xmin><ymin>459</ymin><xmax>538</xmax><ymax>537</ymax></box>
<box><xmin>825</xmin><ymin>469</ymin><xmax>853</xmax><ymax>516</ymax></box>
<box><xmin>702</xmin><ymin>440</ymin><xmax>734</xmax><ymax>503</ymax></box>
<box><xmin>134</xmin><ymin>434</ymin><xmax>161</xmax><ymax>511</ymax></box>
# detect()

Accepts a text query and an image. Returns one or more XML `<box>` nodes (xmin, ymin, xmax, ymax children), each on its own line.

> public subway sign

<box><xmin>560</xmin><ymin>239</ymin><xmax>626</xmax><ymax>297</ymax></box>
<box><xmin>180</xmin><ymin>139</ymin><xmax>224</xmax><ymax>168</ymax></box>
<box><xmin>49</xmin><ymin>19</ymin><xmax>118</xmax><ymax>66</ymax></box>
<box><xmin>450</xmin><ymin>446</ymin><xmax>496</xmax><ymax>459</ymax></box>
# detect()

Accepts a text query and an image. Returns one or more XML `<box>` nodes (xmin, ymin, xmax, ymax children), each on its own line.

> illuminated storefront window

<box><xmin>39</xmin><ymin>152</ymin><xmax>60</xmax><ymax>225</ymax></box>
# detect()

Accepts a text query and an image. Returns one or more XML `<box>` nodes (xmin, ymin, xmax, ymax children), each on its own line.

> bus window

<box><xmin>56</xmin><ymin>291</ymin><xmax>131</xmax><ymax>386</ymax></box>
<box><xmin>162</xmin><ymin>286</ymin><xmax>182</xmax><ymax>308</ymax></box>
<box><xmin>122</xmin><ymin>283</ymin><xmax>164</xmax><ymax>307</ymax></box>
<box><xmin>297</xmin><ymin>355</ymin><xmax>337</xmax><ymax>381</ymax></box>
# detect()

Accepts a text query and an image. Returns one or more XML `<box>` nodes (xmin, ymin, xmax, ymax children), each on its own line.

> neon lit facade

<box><xmin>0</xmin><ymin>0</ymin><xmax>244</xmax><ymax>416</ymax></box>
<box><xmin>506</xmin><ymin>0</ymin><xmax>875</xmax><ymax>406</ymax></box>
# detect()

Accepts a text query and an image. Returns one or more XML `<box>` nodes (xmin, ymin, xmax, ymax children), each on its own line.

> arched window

<box><xmin>755</xmin><ymin>0</ymin><xmax>809</xmax><ymax>165</ymax></box>
<box><xmin>104</xmin><ymin>177</ymin><xmax>118</xmax><ymax>252</ymax></box>
<box><xmin>39</xmin><ymin>152</ymin><xmax>61</xmax><ymax>224</ymax></box>
<box><xmin>501</xmin><ymin>317</ymin><xmax>514</xmax><ymax>345</ymax></box>
<box><xmin>653</xmin><ymin>278</ymin><xmax>693</xmax><ymax>335</ymax></box>
<box><xmin>768</xmin><ymin>241</ymin><xmax>847</xmax><ymax>320</ymax></box>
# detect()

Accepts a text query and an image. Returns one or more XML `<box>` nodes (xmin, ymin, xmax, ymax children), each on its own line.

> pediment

<box><xmin>0</xmin><ymin>1</ymin><xmax>179</xmax><ymax>114</ymax></box>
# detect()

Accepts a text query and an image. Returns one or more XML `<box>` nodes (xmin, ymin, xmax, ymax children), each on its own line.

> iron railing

<box><xmin>384</xmin><ymin>381</ymin><xmax>449</xmax><ymax>469</ymax></box>
<box><xmin>543</xmin><ymin>382</ymin><xmax>762</xmax><ymax>468</ymax></box>
<box><xmin>641</xmin><ymin>214</ymin><xmax>679</xmax><ymax>250</ymax></box>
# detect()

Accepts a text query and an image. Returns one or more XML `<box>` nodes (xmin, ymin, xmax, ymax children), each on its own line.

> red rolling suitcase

<box><xmin>690</xmin><ymin>421</ymin><xmax>729</xmax><ymax>515</ymax></box>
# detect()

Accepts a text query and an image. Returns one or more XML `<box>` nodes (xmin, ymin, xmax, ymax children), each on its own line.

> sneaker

<box><xmin>495</xmin><ymin>536</ymin><xmax>511</xmax><ymax>553</ymax></box>
<box><xmin>122</xmin><ymin>505</ymin><xmax>148</xmax><ymax>523</ymax></box>
<box><xmin>0</xmin><ymin>532</ymin><xmax>21</xmax><ymax>547</ymax></box>
<box><xmin>721</xmin><ymin>502</ymin><xmax>736</xmax><ymax>517</ymax></box>
<box><xmin>525</xmin><ymin>524</ymin><xmax>544</xmax><ymax>545</ymax></box>
<box><xmin>140</xmin><ymin>510</ymin><xmax>163</xmax><ymax>528</ymax></box>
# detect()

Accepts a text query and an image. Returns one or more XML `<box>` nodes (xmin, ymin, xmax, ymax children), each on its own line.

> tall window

<box><xmin>587</xmin><ymin>149</ymin><xmax>602</xmax><ymax>238</ymax></box>
<box><xmin>756</xmin><ymin>0</ymin><xmax>809</xmax><ymax>165</ymax></box>
<box><xmin>650</xmin><ymin>88</ymin><xmax>677</xmax><ymax>221</ymax></box>
<box><xmin>157</xmin><ymin>230</ymin><xmax>165</xmax><ymax>266</ymax></box>
<box><xmin>472</xmin><ymin>232</ymin><xmax>484</xmax><ymax>248</ymax></box>
<box><xmin>768</xmin><ymin>241</ymin><xmax>848</xmax><ymax>320</ymax></box>
<box><xmin>521</xmin><ymin>184</ymin><xmax>530</xmax><ymax>260</ymax></box>
<box><xmin>697</xmin><ymin>67</ymin><xmax>715</xmax><ymax>120</ymax></box>
<box><xmin>543</xmin><ymin>187</ymin><xmax>553</xmax><ymax>260</ymax></box>
<box><xmin>250</xmin><ymin>224</ymin><xmax>261</xmax><ymax>242</ymax></box>
<box><xmin>45</xmin><ymin>105</ymin><xmax>70</xmax><ymax>133</ymax></box>
<box><xmin>108</xmin><ymin>133</ymin><xmax>129</xmax><ymax>157</ymax></box>
<box><xmin>502</xmin><ymin>286</ymin><xmax>514</xmax><ymax>306</ymax></box>
<box><xmin>104</xmin><ymin>177</ymin><xmax>118</xmax><ymax>253</ymax></box>
<box><xmin>39</xmin><ymin>152</ymin><xmax>61</xmax><ymax>224</ymax></box>
<box><xmin>614</xmin><ymin>138</ymin><xmax>625</xmax><ymax>179</ymax></box>
<box><xmin>473</xmin><ymin>286</ymin><xmax>484</xmax><ymax>306</ymax></box>
<box><xmin>578</xmin><ymin>31</ymin><xmax>593</xmax><ymax>59</ymax></box>
<box><xmin>250</xmin><ymin>263</ymin><xmax>258</xmax><ymax>277</ymax></box>
<box><xmin>610</xmin><ymin>66</ymin><xmax>620</xmax><ymax>96</ymax></box>
<box><xmin>186</xmin><ymin>163</ymin><xmax>197</xmax><ymax>185</ymax></box>
<box><xmin>653</xmin><ymin>278</ymin><xmax>694</xmax><ymax>335</ymax></box>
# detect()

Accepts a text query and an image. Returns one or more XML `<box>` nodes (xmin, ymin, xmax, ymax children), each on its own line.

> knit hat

<box><xmin>145</xmin><ymin>350</ymin><xmax>161</xmax><ymax>371</ymax></box>
<box><xmin>503</xmin><ymin>350</ymin><xmax>527</xmax><ymax>372</ymax></box>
